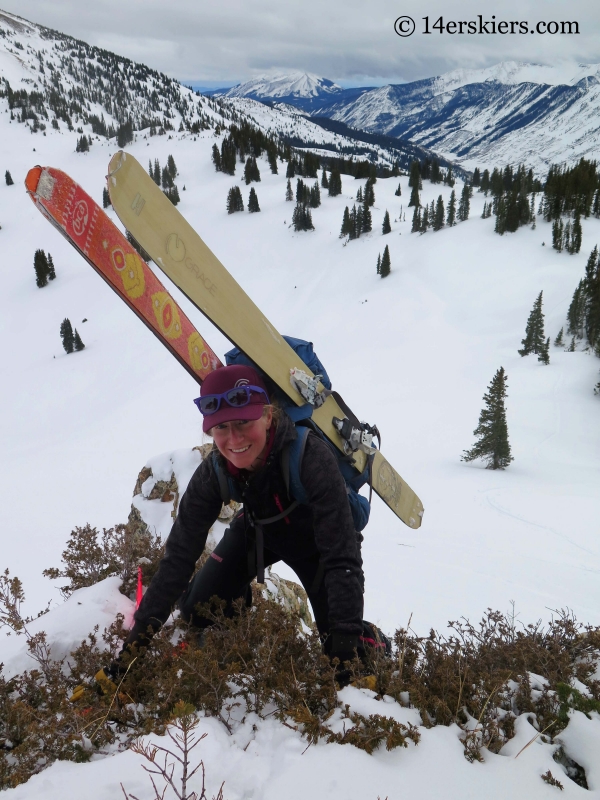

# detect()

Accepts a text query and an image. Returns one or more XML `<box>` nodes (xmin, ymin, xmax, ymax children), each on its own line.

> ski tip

<box><xmin>24</xmin><ymin>166</ymin><xmax>43</xmax><ymax>195</ymax></box>
<box><xmin>107</xmin><ymin>150</ymin><xmax>126</xmax><ymax>178</ymax></box>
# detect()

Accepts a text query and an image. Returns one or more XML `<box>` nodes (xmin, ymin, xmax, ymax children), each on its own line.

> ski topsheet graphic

<box><xmin>25</xmin><ymin>165</ymin><xmax>222</xmax><ymax>382</ymax></box>
<box><xmin>107</xmin><ymin>151</ymin><xmax>424</xmax><ymax>529</ymax></box>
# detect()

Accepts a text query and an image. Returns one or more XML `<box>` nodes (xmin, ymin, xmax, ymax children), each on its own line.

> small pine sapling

<box><xmin>60</xmin><ymin>318</ymin><xmax>74</xmax><ymax>354</ymax></box>
<box><xmin>553</xmin><ymin>328</ymin><xmax>564</xmax><ymax>347</ymax></box>
<box><xmin>376</xmin><ymin>253</ymin><xmax>381</xmax><ymax>275</ymax></box>
<box><xmin>5</xmin><ymin>170</ymin><xmax>14</xmax><ymax>186</ymax></box>
<box><xmin>34</xmin><ymin>248</ymin><xmax>49</xmax><ymax>288</ymax></box>
<box><xmin>518</xmin><ymin>291</ymin><xmax>545</xmax><ymax>356</ymax></box>
<box><xmin>394</xmin><ymin>183</ymin><xmax>401</xmax><ymax>197</ymax></box>
<box><xmin>462</xmin><ymin>367</ymin><xmax>513</xmax><ymax>469</ymax></box>
<box><xmin>47</xmin><ymin>253</ymin><xmax>56</xmax><ymax>281</ymax></box>
<box><xmin>73</xmin><ymin>329</ymin><xmax>85</xmax><ymax>352</ymax></box>
<box><xmin>285</xmin><ymin>179</ymin><xmax>293</xmax><ymax>202</ymax></box>
<box><xmin>382</xmin><ymin>210</ymin><xmax>391</xmax><ymax>234</ymax></box>
<box><xmin>248</xmin><ymin>187</ymin><xmax>260</xmax><ymax>213</ymax></box>
<box><xmin>102</xmin><ymin>187</ymin><xmax>110</xmax><ymax>208</ymax></box>
<box><xmin>446</xmin><ymin>190</ymin><xmax>457</xmax><ymax>227</ymax></box>
<box><xmin>380</xmin><ymin>245</ymin><xmax>391</xmax><ymax>278</ymax></box>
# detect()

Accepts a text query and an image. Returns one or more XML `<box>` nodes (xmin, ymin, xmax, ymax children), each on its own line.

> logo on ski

<box><xmin>377</xmin><ymin>461</ymin><xmax>401</xmax><ymax>506</ymax></box>
<box><xmin>131</xmin><ymin>193</ymin><xmax>146</xmax><ymax>216</ymax></box>
<box><xmin>166</xmin><ymin>233</ymin><xmax>217</xmax><ymax>296</ymax></box>
<box><xmin>72</xmin><ymin>200</ymin><xmax>89</xmax><ymax>237</ymax></box>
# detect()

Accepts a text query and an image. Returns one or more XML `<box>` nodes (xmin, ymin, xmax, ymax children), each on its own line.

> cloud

<box><xmin>3</xmin><ymin>0</ymin><xmax>599</xmax><ymax>85</ymax></box>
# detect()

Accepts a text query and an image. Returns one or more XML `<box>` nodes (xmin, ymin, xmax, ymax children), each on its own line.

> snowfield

<box><xmin>1</xmin><ymin>14</ymin><xmax>600</xmax><ymax>798</ymax></box>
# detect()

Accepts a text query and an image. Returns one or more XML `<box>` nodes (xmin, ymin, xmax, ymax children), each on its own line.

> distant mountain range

<box><xmin>219</xmin><ymin>64</ymin><xmax>600</xmax><ymax>173</ymax></box>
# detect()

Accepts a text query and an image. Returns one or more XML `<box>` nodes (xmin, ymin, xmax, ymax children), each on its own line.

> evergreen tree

<box><xmin>518</xmin><ymin>291</ymin><xmax>545</xmax><ymax>356</ymax></box>
<box><xmin>481</xmin><ymin>201</ymin><xmax>488</xmax><ymax>219</ymax></box>
<box><xmin>328</xmin><ymin>168</ymin><xmax>342</xmax><ymax>197</ymax></box>
<box><xmin>411</xmin><ymin>206</ymin><xmax>420</xmax><ymax>233</ymax></box>
<box><xmin>247</xmin><ymin>187</ymin><xmax>260</xmax><ymax>212</ymax></box>
<box><xmin>408</xmin><ymin>160</ymin><xmax>422</xmax><ymax>190</ymax></box>
<box><xmin>60</xmin><ymin>318</ymin><xmax>74</xmax><ymax>354</ymax></box>
<box><xmin>165</xmin><ymin>185</ymin><xmax>180</xmax><ymax>205</ymax></box>
<box><xmin>102</xmin><ymin>187</ymin><xmax>110</xmax><ymax>208</ymax></box>
<box><xmin>340</xmin><ymin>206</ymin><xmax>352</xmax><ymax>238</ymax></box>
<box><xmin>161</xmin><ymin>166</ymin><xmax>174</xmax><ymax>189</ymax></box>
<box><xmin>75</xmin><ymin>135</ymin><xmax>89</xmax><ymax>152</ymax></box>
<box><xmin>567</xmin><ymin>279</ymin><xmax>586</xmax><ymax>338</ymax></box>
<box><xmin>211</xmin><ymin>144</ymin><xmax>221</xmax><ymax>171</ymax></box>
<box><xmin>566</xmin><ymin>336</ymin><xmax>576</xmax><ymax>352</ymax></box>
<box><xmin>356</xmin><ymin>186</ymin><xmax>363</xmax><ymax>203</ymax></box>
<box><xmin>538</xmin><ymin>337</ymin><xmax>550</xmax><ymax>365</ymax></box>
<box><xmin>321</xmin><ymin>168</ymin><xmax>329</xmax><ymax>189</ymax></box>
<box><xmin>226</xmin><ymin>186</ymin><xmax>244</xmax><ymax>214</ymax></box>
<box><xmin>394</xmin><ymin>182</ymin><xmax>402</xmax><ymax>197</ymax></box>
<box><xmin>552</xmin><ymin>219</ymin><xmax>564</xmax><ymax>252</ymax></box>
<box><xmin>570</xmin><ymin>214</ymin><xmax>582</xmax><ymax>254</ymax></box>
<box><xmin>153</xmin><ymin>159</ymin><xmax>161</xmax><ymax>185</ymax></box>
<box><xmin>292</xmin><ymin>203</ymin><xmax>314</xmax><ymax>231</ymax></box>
<box><xmin>309</xmin><ymin>182</ymin><xmax>321</xmax><ymax>208</ymax></box>
<box><xmin>244</xmin><ymin>156</ymin><xmax>260</xmax><ymax>184</ymax></box>
<box><xmin>361</xmin><ymin>202</ymin><xmax>372</xmax><ymax>233</ymax></box>
<box><xmin>376</xmin><ymin>253</ymin><xmax>381</xmax><ymax>275</ymax></box>
<box><xmin>461</xmin><ymin>367</ymin><xmax>513</xmax><ymax>469</ymax></box>
<box><xmin>364</xmin><ymin>178</ymin><xmax>375</xmax><ymax>208</ymax></box>
<box><xmin>47</xmin><ymin>253</ymin><xmax>56</xmax><ymax>281</ymax></box>
<box><xmin>167</xmin><ymin>155</ymin><xmax>177</xmax><ymax>178</ymax></box>
<box><xmin>408</xmin><ymin>184</ymin><xmax>420</xmax><ymax>208</ymax></box>
<box><xmin>584</xmin><ymin>246</ymin><xmax>600</xmax><ymax>349</ymax></box>
<box><xmin>554</xmin><ymin>327</ymin><xmax>564</xmax><ymax>347</ymax></box>
<box><xmin>419</xmin><ymin>204</ymin><xmax>429</xmax><ymax>233</ymax></box>
<box><xmin>458</xmin><ymin>184</ymin><xmax>470</xmax><ymax>221</ymax></box>
<box><xmin>382</xmin><ymin>210</ymin><xmax>391</xmax><ymax>234</ymax></box>
<box><xmin>5</xmin><ymin>170</ymin><xmax>14</xmax><ymax>186</ymax></box>
<box><xmin>220</xmin><ymin>139</ymin><xmax>236</xmax><ymax>175</ymax></box>
<box><xmin>34</xmin><ymin>249</ymin><xmax>49</xmax><ymax>288</ymax></box>
<box><xmin>286</xmin><ymin>159</ymin><xmax>296</xmax><ymax>178</ymax></box>
<box><xmin>267</xmin><ymin>148</ymin><xmax>278</xmax><ymax>174</ymax></box>
<box><xmin>285</xmin><ymin>179</ymin><xmax>293</xmax><ymax>202</ymax></box>
<box><xmin>480</xmin><ymin>169</ymin><xmax>490</xmax><ymax>195</ymax></box>
<box><xmin>433</xmin><ymin>195</ymin><xmax>445</xmax><ymax>231</ymax></box>
<box><xmin>472</xmin><ymin>167</ymin><xmax>481</xmax><ymax>187</ymax></box>
<box><xmin>73</xmin><ymin>329</ymin><xmax>85</xmax><ymax>352</ymax></box>
<box><xmin>380</xmin><ymin>245</ymin><xmax>391</xmax><ymax>278</ymax></box>
<box><xmin>446</xmin><ymin>190</ymin><xmax>456</xmax><ymax>226</ymax></box>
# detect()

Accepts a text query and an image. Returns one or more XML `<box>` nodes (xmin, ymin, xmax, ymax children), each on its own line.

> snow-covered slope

<box><xmin>223</xmin><ymin>70</ymin><xmax>343</xmax><ymax>100</ymax></box>
<box><xmin>257</xmin><ymin>61</ymin><xmax>600</xmax><ymax>174</ymax></box>
<box><xmin>208</xmin><ymin>62</ymin><xmax>600</xmax><ymax>174</ymax></box>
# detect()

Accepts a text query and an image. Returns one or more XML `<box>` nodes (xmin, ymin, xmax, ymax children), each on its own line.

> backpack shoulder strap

<box><xmin>281</xmin><ymin>425</ymin><xmax>310</xmax><ymax>505</ymax></box>
<box><xmin>211</xmin><ymin>450</ymin><xmax>236</xmax><ymax>504</ymax></box>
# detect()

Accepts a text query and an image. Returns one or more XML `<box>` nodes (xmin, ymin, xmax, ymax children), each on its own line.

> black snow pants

<box><xmin>179</xmin><ymin>513</ymin><xmax>337</xmax><ymax>638</ymax></box>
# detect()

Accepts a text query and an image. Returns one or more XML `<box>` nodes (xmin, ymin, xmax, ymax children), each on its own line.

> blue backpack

<box><xmin>217</xmin><ymin>336</ymin><xmax>372</xmax><ymax>533</ymax></box>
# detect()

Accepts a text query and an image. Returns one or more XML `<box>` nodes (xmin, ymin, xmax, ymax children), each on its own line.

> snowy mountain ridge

<box><xmin>222</xmin><ymin>70</ymin><xmax>344</xmax><ymax>99</ymax></box>
<box><xmin>222</xmin><ymin>61</ymin><xmax>600</xmax><ymax>174</ymax></box>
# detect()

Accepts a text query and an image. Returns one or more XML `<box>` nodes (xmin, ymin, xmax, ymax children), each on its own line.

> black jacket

<box><xmin>127</xmin><ymin>413</ymin><xmax>364</xmax><ymax>644</ymax></box>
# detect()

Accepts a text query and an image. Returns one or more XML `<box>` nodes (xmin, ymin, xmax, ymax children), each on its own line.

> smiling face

<box><xmin>210</xmin><ymin>408</ymin><xmax>273</xmax><ymax>470</ymax></box>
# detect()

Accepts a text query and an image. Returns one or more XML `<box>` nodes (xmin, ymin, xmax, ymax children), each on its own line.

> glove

<box><xmin>69</xmin><ymin>667</ymin><xmax>120</xmax><ymax>703</ymax></box>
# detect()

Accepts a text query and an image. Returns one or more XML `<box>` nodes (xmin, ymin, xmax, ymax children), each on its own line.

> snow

<box><xmin>223</xmin><ymin>71</ymin><xmax>343</xmax><ymax>99</ymax></box>
<box><xmin>1</xmin><ymin>11</ymin><xmax>600</xmax><ymax>800</ymax></box>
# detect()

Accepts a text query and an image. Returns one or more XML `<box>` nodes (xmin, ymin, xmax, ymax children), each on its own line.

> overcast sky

<box><xmin>4</xmin><ymin>1</ymin><xmax>600</xmax><ymax>87</ymax></box>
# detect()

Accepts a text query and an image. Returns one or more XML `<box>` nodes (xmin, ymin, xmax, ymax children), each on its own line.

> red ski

<box><xmin>25</xmin><ymin>165</ymin><xmax>222</xmax><ymax>383</ymax></box>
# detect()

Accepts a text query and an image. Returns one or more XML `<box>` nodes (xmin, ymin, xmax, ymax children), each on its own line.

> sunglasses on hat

<box><xmin>193</xmin><ymin>385</ymin><xmax>270</xmax><ymax>416</ymax></box>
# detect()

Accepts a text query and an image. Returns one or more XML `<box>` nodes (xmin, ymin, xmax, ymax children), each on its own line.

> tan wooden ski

<box><xmin>107</xmin><ymin>150</ymin><xmax>423</xmax><ymax>528</ymax></box>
